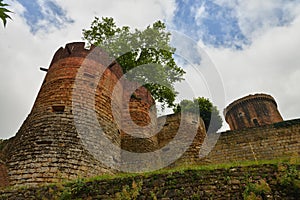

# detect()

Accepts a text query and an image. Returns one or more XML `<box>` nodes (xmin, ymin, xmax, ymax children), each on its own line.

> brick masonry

<box><xmin>200</xmin><ymin>119</ymin><xmax>300</xmax><ymax>165</ymax></box>
<box><xmin>0</xmin><ymin>42</ymin><xmax>299</xmax><ymax>189</ymax></box>
<box><xmin>0</xmin><ymin>42</ymin><xmax>206</xmax><ymax>187</ymax></box>
<box><xmin>157</xmin><ymin>113</ymin><xmax>207</xmax><ymax>166</ymax></box>
<box><xmin>224</xmin><ymin>94</ymin><xmax>283</xmax><ymax>130</ymax></box>
<box><xmin>1</xmin><ymin>43</ymin><xmax>117</xmax><ymax>187</ymax></box>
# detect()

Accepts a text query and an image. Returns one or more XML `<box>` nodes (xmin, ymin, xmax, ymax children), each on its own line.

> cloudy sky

<box><xmin>1</xmin><ymin>0</ymin><xmax>300</xmax><ymax>139</ymax></box>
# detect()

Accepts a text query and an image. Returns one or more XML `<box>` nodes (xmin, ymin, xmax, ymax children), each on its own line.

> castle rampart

<box><xmin>2</xmin><ymin>42</ymin><xmax>120</xmax><ymax>186</ymax></box>
<box><xmin>157</xmin><ymin>113</ymin><xmax>206</xmax><ymax>165</ymax></box>
<box><xmin>0</xmin><ymin>42</ymin><xmax>298</xmax><ymax>189</ymax></box>
<box><xmin>0</xmin><ymin>42</ymin><xmax>206</xmax><ymax>187</ymax></box>
<box><xmin>200</xmin><ymin>119</ymin><xmax>300</xmax><ymax>164</ymax></box>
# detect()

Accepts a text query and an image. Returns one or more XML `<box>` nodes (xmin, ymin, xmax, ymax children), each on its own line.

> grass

<box><xmin>50</xmin><ymin>156</ymin><xmax>299</xmax><ymax>188</ymax></box>
<box><xmin>0</xmin><ymin>156</ymin><xmax>298</xmax><ymax>200</ymax></box>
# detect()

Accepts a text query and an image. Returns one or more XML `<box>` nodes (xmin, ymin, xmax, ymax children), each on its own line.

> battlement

<box><xmin>49</xmin><ymin>42</ymin><xmax>113</xmax><ymax>68</ymax></box>
<box><xmin>224</xmin><ymin>93</ymin><xmax>283</xmax><ymax>130</ymax></box>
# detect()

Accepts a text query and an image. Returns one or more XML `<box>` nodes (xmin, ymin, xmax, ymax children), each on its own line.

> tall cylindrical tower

<box><xmin>224</xmin><ymin>94</ymin><xmax>283</xmax><ymax>130</ymax></box>
<box><xmin>3</xmin><ymin>42</ymin><xmax>123</xmax><ymax>186</ymax></box>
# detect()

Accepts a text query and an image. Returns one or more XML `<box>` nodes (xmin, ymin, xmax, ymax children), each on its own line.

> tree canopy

<box><xmin>82</xmin><ymin>17</ymin><xmax>185</xmax><ymax>108</ymax></box>
<box><xmin>173</xmin><ymin>97</ymin><xmax>223</xmax><ymax>133</ymax></box>
<box><xmin>0</xmin><ymin>0</ymin><xmax>11</xmax><ymax>27</ymax></box>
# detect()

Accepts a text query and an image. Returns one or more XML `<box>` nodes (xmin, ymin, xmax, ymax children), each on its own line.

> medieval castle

<box><xmin>0</xmin><ymin>42</ymin><xmax>299</xmax><ymax>188</ymax></box>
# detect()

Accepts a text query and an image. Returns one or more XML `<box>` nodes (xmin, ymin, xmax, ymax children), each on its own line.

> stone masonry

<box><xmin>0</xmin><ymin>42</ymin><xmax>299</xmax><ymax>189</ymax></box>
<box><xmin>0</xmin><ymin>42</ymin><xmax>206</xmax><ymax>187</ymax></box>
<box><xmin>224</xmin><ymin>94</ymin><xmax>283</xmax><ymax>130</ymax></box>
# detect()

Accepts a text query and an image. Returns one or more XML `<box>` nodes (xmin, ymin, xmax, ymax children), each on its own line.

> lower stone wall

<box><xmin>1</xmin><ymin>112</ymin><xmax>299</xmax><ymax>188</ymax></box>
<box><xmin>200</xmin><ymin>119</ymin><xmax>300</xmax><ymax>164</ymax></box>
<box><xmin>1</xmin><ymin>113</ymin><xmax>112</xmax><ymax>187</ymax></box>
<box><xmin>0</xmin><ymin>163</ymin><xmax>9</xmax><ymax>188</ymax></box>
<box><xmin>0</xmin><ymin>163</ymin><xmax>299</xmax><ymax>199</ymax></box>
<box><xmin>157</xmin><ymin>113</ymin><xmax>206</xmax><ymax>166</ymax></box>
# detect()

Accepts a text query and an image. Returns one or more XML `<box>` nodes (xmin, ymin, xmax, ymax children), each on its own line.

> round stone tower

<box><xmin>3</xmin><ymin>42</ymin><xmax>124</xmax><ymax>186</ymax></box>
<box><xmin>224</xmin><ymin>94</ymin><xmax>283</xmax><ymax>130</ymax></box>
<box><xmin>1</xmin><ymin>42</ymin><xmax>161</xmax><ymax>186</ymax></box>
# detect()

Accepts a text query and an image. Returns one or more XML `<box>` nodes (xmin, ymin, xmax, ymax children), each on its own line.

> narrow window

<box><xmin>84</xmin><ymin>72</ymin><xmax>95</xmax><ymax>79</ymax></box>
<box><xmin>36</xmin><ymin>141</ymin><xmax>53</xmax><ymax>145</ymax></box>
<box><xmin>253</xmin><ymin>119</ymin><xmax>259</xmax><ymax>126</ymax></box>
<box><xmin>52</xmin><ymin>105</ymin><xmax>65</xmax><ymax>113</ymax></box>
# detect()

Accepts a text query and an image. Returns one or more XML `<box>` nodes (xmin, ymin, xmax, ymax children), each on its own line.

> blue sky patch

<box><xmin>172</xmin><ymin>0</ymin><xmax>248</xmax><ymax>49</ymax></box>
<box><xmin>172</xmin><ymin>0</ymin><xmax>299</xmax><ymax>50</ymax></box>
<box><xmin>16</xmin><ymin>0</ymin><xmax>74</xmax><ymax>33</ymax></box>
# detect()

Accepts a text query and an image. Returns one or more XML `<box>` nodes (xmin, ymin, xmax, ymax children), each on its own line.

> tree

<box><xmin>0</xmin><ymin>0</ymin><xmax>11</xmax><ymax>27</ymax></box>
<box><xmin>82</xmin><ymin>17</ymin><xmax>185</xmax><ymax>108</ymax></box>
<box><xmin>173</xmin><ymin>97</ymin><xmax>223</xmax><ymax>133</ymax></box>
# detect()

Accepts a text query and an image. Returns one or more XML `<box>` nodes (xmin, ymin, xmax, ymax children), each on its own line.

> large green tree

<box><xmin>0</xmin><ymin>0</ymin><xmax>11</xmax><ymax>27</ymax></box>
<box><xmin>82</xmin><ymin>17</ymin><xmax>185</xmax><ymax>108</ymax></box>
<box><xmin>173</xmin><ymin>97</ymin><xmax>223</xmax><ymax>133</ymax></box>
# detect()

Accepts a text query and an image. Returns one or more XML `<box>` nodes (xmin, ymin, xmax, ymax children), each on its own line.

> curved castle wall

<box><xmin>4</xmin><ymin>42</ymin><xmax>295</xmax><ymax>188</ymax></box>
<box><xmin>1</xmin><ymin>42</ymin><xmax>162</xmax><ymax>186</ymax></box>
<box><xmin>3</xmin><ymin>42</ymin><xmax>123</xmax><ymax>186</ymax></box>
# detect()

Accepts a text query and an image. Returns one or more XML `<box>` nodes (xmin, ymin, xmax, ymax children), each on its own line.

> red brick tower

<box><xmin>1</xmin><ymin>42</ymin><xmax>162</xmax><ymax>186</ymax></box>
<box><xmin>224</xmin><ymin>94</ymin><xmax>283</xmax><ymax>130</ymax></box>
<box><xmin>2</xmin><ymin>42</ymin><xmax>124</xmax><ymax>186</ymax></box>
<box><xmin>121</xmin><ymin>83</ymin><xmax>158</xmax><ymax>153</ymax></box>
<box><xmin>120</xmin><ymin>82</ymin><xmax>159</xmax><ymax>171</ymax></box>
<box><xmin>0</xmin><ymin>41</ymin><xmax>208</xmax><ymax>186</ymax></box>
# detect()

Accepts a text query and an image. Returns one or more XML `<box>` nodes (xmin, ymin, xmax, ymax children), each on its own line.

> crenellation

<box><xmin>224</xmin><ymin>93</ymin><xmax>283</xmax><ymax>130</ymax></box>
<box><xmin>49</xmin><ymin>42</ymin><xmax>112</xmax><ymax>67</ymax></box>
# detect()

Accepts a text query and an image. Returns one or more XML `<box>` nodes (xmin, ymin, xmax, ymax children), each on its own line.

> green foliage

<box><xmin>173</xmin><ymin>97</ymin><xmax>223</xmax><ymax>133</ymax></box>
<box><xmin>56</xmin><ymin>178</ymin><xmax>92</xmax><ymax>200</ymax></box>
<box><xmin>150</xmin><ymin>190</ymin><xmax>158</xmax><ymax>200</ymax></box>
<box><xmin>0</xmin><ymin>0</ymin><xmax>11</xmax><ymax>27</ymax></box>
<box><xmin>1</xmin><ymin>159</ymin><xmax>299</xmax><ymax>199</ymax></box>
<box><xmin>276</xmin><ymin>163</ymin><xmax>300</xmax><ymax>195</ymax></box>
<box><xmin>243</xmin><ymin>179</ymin><xmax>271</xmax><ymax>200</ymax></box>
<box><xmin>82</xmin><ymin>17</ymin><xmax>185</xmax><ymax>108</ymax></box>
<box><xmin>59</xmin><ymin>188</ymin><xmax>72</xmax><ymax>200</ymax></box>
<box><xmin>115</xmin><ymin>180</ymin><xmax>143</xmax><ymax>200</ymax></box>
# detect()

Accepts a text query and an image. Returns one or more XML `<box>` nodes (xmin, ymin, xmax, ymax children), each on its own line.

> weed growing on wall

<box><xmin>115</xmin><ymin>180</ymin><xmax>143</xmax><ymax>200</ymax></box>
<box><xmin>276</xmin><ymin>163</ymin><xmax>300</xmax><ymax>196</ymax></box>
<box><xmin>243</xmin><ymin>179</ymin><xmax>271</xmax><ymax>200</ymax></box>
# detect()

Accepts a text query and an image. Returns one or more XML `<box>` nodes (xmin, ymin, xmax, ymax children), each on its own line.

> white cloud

<box><xmin>193</xmin><ymin>3</ymin><xmax>207</xmax><ymax>25</ymax></box>
<box><xmin>1</xmin><ymin>0</ymin><xmax>299</xmax><ymax>138</ymax></box>
<box><xmin>0</xmin><ymin>0</ymin><xmax>177</xmax><ymax>139</ymax></box>
<box><xmin>213</xmin><ymin>0</ymin><xmax>300</xmax><ymax>40</ymax></box>
<box><xmin>202</xmin><ymin>14</ymin><xmax>300</xmax><ymax>129</ymax></box>
<box><xmin>58</xmin><ymin>0</ymin><xmax>176</xmax><ymax>30</ymax></box>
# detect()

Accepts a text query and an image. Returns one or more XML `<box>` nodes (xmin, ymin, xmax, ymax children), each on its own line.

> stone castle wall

<box><xmin>200</xmin><ymin>119</ymin><xmax>300</xmax><ymax>164</ymax></box>
<box><xmin>0</xmin><ymin>163</ymin><xmax>8</xmax><ymax>188</ymax></box>
<box><xmin>157</xmin><ymin>113</ymin><xmax>206</xmax><ymax>166</ymax></box>
<box><xmin>0</xmin><ymin>42</ymin><xmax>205</xmax><ymax>187</ymax></box>
<box><xmin>154</xmin><ymin>116</ymin><xmax>300</xmax><ymax>166</ymax></box>
<box><xmin>0</xmin><ymin>42</ymin><xmax>299</xmax><ymax>188</ymax></box>
<box><xmin>1</xmin><ymin>43</ymin><xmax>119</xmax><ymax>186</ymax></box>
<box><xmin>1</xmin><ymin>163</ymin><xmax>299</xmax><ymax>199</ymax></box>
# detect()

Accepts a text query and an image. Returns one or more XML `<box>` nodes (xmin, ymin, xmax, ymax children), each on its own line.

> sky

<box><xmin>1</xmin><ymin>0</ymin><xmax>300</xmax><ymax>139</ymax></box>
